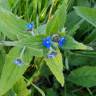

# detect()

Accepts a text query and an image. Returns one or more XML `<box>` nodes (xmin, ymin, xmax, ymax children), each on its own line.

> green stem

<box><xmin>24</xmin><ymin>77</ymin><xmax>45</xmax><ymax>96</ymax></box>
<box><xmin>0</xmin><ymin>41</ymin><xmax>17</xmax><ymax>46</ymax></box>
<box><xmin>20</xmin><ymin>46</ymin><xmax>26</xmax><ymax>58</ymax></box>
<box><xmin>87</xmin><ymin>88</ymin><xmax>93</xmax><ymax>96</ymax></box>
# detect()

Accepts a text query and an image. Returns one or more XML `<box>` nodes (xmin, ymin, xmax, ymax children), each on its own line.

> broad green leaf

<box><xmin>0</xmin><ymin>48</ymin><xmax>5</xmax><ymax>77</ymax></box>
<box><xmin>0</xmin><ymin>7</ymin><xmax>28</xmax><ymax>40</ymax></box>
<box><xmin>0</xmin><ymin>35</ymin><xmax>46</xmax><ymax>57</ymax></box>
<box><xmin>0</xmin><ymin>35</ymin><xmax>43</xmax><ymax>48</ymax></box>
<box><xmin>45</xmin><ymin>50</ymin><xmax>64</xmax><ymax>86</ymax></box>
<box><xmin>37</xmin><ymin>24</ymin><xmax>46</xmax><ymax>34</ymax></box>
<box><xmin>69</xmin><ymin>51</ymin><xmax>96</xmax><ymax>67</ymax></box>
<box><xmin>77</xmin><ymin>0</ymin><xmax>90</xmax><ymax>7</ymax></box>
<box><xmin>16</xmin><ymin>35</ymin><xmax>45</xmax><ymax>57</ymax></box>
<box><xmin>0</xmin><ymin>0</ymin><xmax>10</xmax><ymax>10</ymax></box>
<box><xmin>68</xmin><ymin>66</ymin><xmax>96</xmax><ymax>87</ymax></box>
<box><xmin>14</xmin><ymin>77</ymin><xmax>29</xmax><ymax>96</ymax></box>
<box><xmin>46</xmin><ymin>0</ymin><xmax>68</xmax><ymax>35</ymax></box>
<box><xmin>0</xmin><ymin>47</ymin><xmax>32</xmax><ymax>96</ymax></box>
<box><xmin>62</xmin><ymin>35</ymin><xmax>93</xmax><ymax>50</ymax></box>
<box><xmin>74</xmin><ymin>7</ymin><xmax>96</xmax><ymax>28</ymax></box>
<box><xmin>17</xmin><ymin>35</ymin><xmax>43</xmax><ymax>48</ymax></box>
<box><xmin>65</xmin><ymin>11</ymin><xmax>83</xmax><ymax>36</ymax></box>
<box><xmin>3</xmin><ymin>89</ymin><xmax>16</xmax><ymax>96</ymax></box>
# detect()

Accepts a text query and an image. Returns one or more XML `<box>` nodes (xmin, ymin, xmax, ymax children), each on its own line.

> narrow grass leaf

<box><xmin>74</xmin><ymin>7</ymin><xmax>96</xmax><ymax>28</ymax></box>
<box><xmin>46</xmin><ymin>0</ymin><xmax>68</xmax><ymax>35</ymax></box>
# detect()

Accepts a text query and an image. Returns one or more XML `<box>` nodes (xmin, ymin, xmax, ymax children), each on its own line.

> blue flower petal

<box><xmin>26</xmin><ymin>22</ymin><xmax>34</xmax><ymax>30</ymax></box>
<box><xmin>42</xmin><ymin>37</ymin><xmax>51</xmax><ymax>49</ymax></box>
<box><xmin>14</xmin><ymin>58</ymin><xmax>23</xmax><ymax>66</ymax></box>
<box><xmin>58</xmin><ymin>37</ymin><xmax>66</xmax><ymax>47</ymax></box>
<box><xmin>47</xmin><ymin>52</ymin><xmax>57</xmax><ymax>58</ymax></box>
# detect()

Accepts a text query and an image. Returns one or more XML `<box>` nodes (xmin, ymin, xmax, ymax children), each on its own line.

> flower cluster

<box><xmin>42</xmin><ymin>35</ymin><xmax>66</xmax><ymax>49</ymax></box>
<box><xmin>42</xmin><ymin>34</ymin><xmax>66</xmax><ymax>58</ymax></box>
<box><xmin>14</xmin><ymin>23</ymin><xmax>66</xmax><ymax>66</ymax></box>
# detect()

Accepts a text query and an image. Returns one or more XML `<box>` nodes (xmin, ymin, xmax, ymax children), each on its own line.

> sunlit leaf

<box><xmin>0</xmin><ymin>7</ymin><xmax>28</xmax><ymax>40</ymax></box>
<box><xmin>45</xmin><ymin>50</ymin><xmax>64</xmax><ymax>86</ymax></box>
<box><xmin>62</xmin><ymin>35</ymin><xmax>93</xmax><ymax>50</ymax></box>
<box><xmin>0</xmin><ymin>47</ymin><xmax>32</xmax><ymax>95</ymax></box>
<box><xmin>46</xmin><ymin>0</ymin><xmax>68</xmax><ymax>35</ymax></box>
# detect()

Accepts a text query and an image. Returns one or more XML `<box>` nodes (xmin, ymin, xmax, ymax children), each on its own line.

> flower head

<box><xmin>26</xmin><ymin>22</ymin><xmax>34</xmax><ymax>31</ymax></box>
<box><xmin>52</xmin><ymin>34</ymin><xmax>60</xmax><ymax>42</ymax></box>
<box><xmin>14</xmin><ymin>58</ymin><xmax>23</xmax><ymax>66</ymax></box>
<box><xmin>42</xmin><ymin>36</ymin><xmax>52</xmax><ymax>49</ymax></box>
<box><xmin>47</xmin><ymin>52</ymin><xmax>57</xmax><ymax>58</ymax></box>
<box><xmin>58</xmin><ymin>37</ymin><xmax>66</xmax><ymax>47</ymax></box>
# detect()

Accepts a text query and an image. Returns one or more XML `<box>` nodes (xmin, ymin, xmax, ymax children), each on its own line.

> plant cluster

<box><xmin>0</xmin><ymin>0</ymin><xmax>96</xmax><ymax>96</ymax></box>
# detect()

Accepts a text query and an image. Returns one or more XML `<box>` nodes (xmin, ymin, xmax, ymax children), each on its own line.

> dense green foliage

<box><xmin>0</xmin><ymin>0</ymin><xmax>96</xmax><ymax>96</ymax></box>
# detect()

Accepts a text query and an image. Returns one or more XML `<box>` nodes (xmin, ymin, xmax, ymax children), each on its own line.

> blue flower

<box><xmin>47</xmin><ymin>52</ymin><xmax>57</xmax><ymax>58</ymax></box>
<box><xmin>26</xmin><ymin>22</ymin><xmax>34</xmax><ymax>30</ymax></box>
<box><xmin>42</xmin><ymin>37</ymin><xmax>52</xmax><ymax>49</ymax></box>
<box><xmin>14</xmin><ymin>58</ymin><xmax>23</xmax><ymax>66</ymax></box>
<box><xmin>58</xmin><ymin>37</ymin><xmax>66</xmax><ymax>47</ymax></box>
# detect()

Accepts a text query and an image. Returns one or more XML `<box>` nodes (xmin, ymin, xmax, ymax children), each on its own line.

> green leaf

<box><xmin>68</xmin><ymin>66</ymin><xmax>96</xmax><ymax>87</ymax></box>
<box><xmin>14</xmin><ymin>77</ymin><xmax>29</xmax><ymax>96</ymax></box>
<box><xmin>46</xmin><ymin>88</ymin><xmax>57</xmax><ymax>96</ymax></box>
<box><xmin>68</xmin><ymin>51</ymin><xmax>96</xmax><ymax>67</ymax></box>
<box><xmin>0</xmin><ymin>48</ymin><xmax>5</xmax><ymax>77</ymax></box>
<box><xmin>84</xmin><ymin>28</ymin><xmax>96</xmax><ymax>43</ymax></box>
<box><xmin>77</xmin><ymin>0</ymin><xmax>90</xmax><ymax>7</ymax></box>
<box><xmin>0</xmin><ymin>0</ymin><xmax>10</xmax><ymax>10</ymax></box>
<box><xmin>65</xmin><ymin>11</ymin><xmax>83</xmax><ymax>36</ymax></box>
<box><xmin>74</xmin><ymin>7</ymin><xmax>96</xmax><ymax>28</ymax></box>
<box><xmin>0</xmin><ymin>7</ymin><xmax>28</xmax><ymax>40</ymax></box>
<box><xmin>46</xmin><ymin>0</ymin><xmax>68</xmax><ymax>35</ymax></box>
<box><xmin>37</xmin><ymin>24</ymin><xmax>46</xmax><ymax>34</ymax></box>
<box><xmin>39</xmin><ymin>0</ymin><xmax>49</xmax><ymax>21</ymax></box>
<box><xmin>0</xmin><ymin>47</ymin><xmax>32</xmax><ymax>96</ymax></box>
<box><xmin>3</xmin><ymin>89</ymin><xmax>16</xmax><ymax>96</ymax></box>
<box><xmin>17</xmin><ymin>35</ymin><xmax>43</xmax><ymax>48</ymax></box>
<box><xmin>32</xmin><ymin>0</ymin><xmax>38</xmax><ymax>20</ymax></box>
<box><xmin>16</xmin><ymin>35</ymin><xmax>45</xmax><ymax>57</ymax></box>
<box><xmin>45</xmin><ymin>50</ymin><xmax>64</xmax><ymax>86</ymax></box>
<box><xmin>0</xmin><ymin>35</ymin><xmax>46</xmax><ymax>57</ymax></box>
<box><xmin>62</xmin><ymin>35</ymin><xmax>93</xmax><ymax>50</ymax></box>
